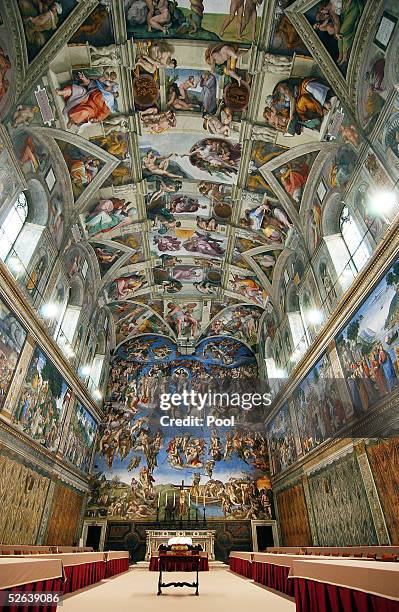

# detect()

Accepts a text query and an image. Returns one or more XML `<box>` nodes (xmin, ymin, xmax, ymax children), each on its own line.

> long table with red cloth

<box><xmin>31</xmin><ymin>553</ymin><xmax>106</xmax><ymax>594</ymax></box>
<box><xmin>229</xmin><ymin>552</ymin><xmax>253</xmax><ymax>578</ymax></box>
<box><xmin>252</xmin><ymin>552</ymin><xmax>298</xmax><ymax>596</ymax></box>
<box><xmin>105</xmin><ymin>551</ymin><xmax>130</xmax><ymax>577</ymax></box>
<box><xmin>150</xmin><ymin>553</ymin><xmax>209</xmax><ymax>571</ymax></box>
<box><xmin>290</xmin><ymin>558</ymin><xmax>399</xmax><ymax>612</ymax></box>
<box><xmin>0</xmin><ymin>557</ymin><xmax>63</xmax><ymax>612</ymax></box>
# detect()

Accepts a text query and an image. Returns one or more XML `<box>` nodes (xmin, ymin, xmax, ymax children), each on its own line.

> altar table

<box><xmin>157</xmin><ymin>555</ymin><xmax>200</xmax><ymax>596</ymax></box>
<box><xmin>150</xmin><ymin>553</ymin><xmax>209</xmax><ymax>571</ymax></box>
<box><xmin>290</xmin><ymin>558</ymin><xmax>399</xmax><ymax>612</ymax></box>
<box><xmin>0</xmin><ymin>557</ymin><xmax>63</xmax><ymax>611</ymax></box>
<box><xmin>146</xmin><ymin>530</ymin><xmax>215</xmax><ymax>560</ymax></box>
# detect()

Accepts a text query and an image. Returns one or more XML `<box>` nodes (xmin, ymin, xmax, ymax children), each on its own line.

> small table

<box><xmin>157</xmin><ymin>555</ymin><xmax>200</xmax><ymax>596</ymax></box>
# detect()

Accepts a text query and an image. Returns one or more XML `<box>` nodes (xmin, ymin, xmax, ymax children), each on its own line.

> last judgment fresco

<box><xmin>89</xmin><ymin>334</ymin><xmax>273</xmax><ymax>520</ymax></box>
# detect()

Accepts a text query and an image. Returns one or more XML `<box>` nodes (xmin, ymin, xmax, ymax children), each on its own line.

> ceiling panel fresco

<box><xmin>2</xmin><ymin>0</ymin><xmax>396</xmax><ymax>387</ymax></box>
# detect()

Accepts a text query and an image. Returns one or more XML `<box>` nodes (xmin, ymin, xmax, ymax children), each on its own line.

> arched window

<box><xmin>339</xmin><ymin>205</ymin><xmax>371</xmax><ymax>272</ymax></box>
<box><xmin>0</xmin><ymin>193</ymin><xmax>28</xmax><ymax>262</ymax></box>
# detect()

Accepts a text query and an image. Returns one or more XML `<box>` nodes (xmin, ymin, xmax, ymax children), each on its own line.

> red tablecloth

<box><xmin>229</xmin><ymin>557</ymin><xmax>252</xmax><ymax>578</ymax></box>
<box><xmin>63</xmin><ymin>561</ymin><xmax>106</xmax><ymax>594</ymax></box>
<box><xmin>105</xmin><ymin>557</ymin><xmax>129</xmax><ymax>578</ymax></box>
<box><xmin>1</xmin><ymin>577</ymin><xmax>63</xmax><ymax>612</ymax></box>
<box><xmin>253</xmin><ymin>560</ymin><xmax>294</xmax><ymax>596</ymax></box>
<box><xmin>294</xmin><ymin>578</ymin><xmax>399</xmax><ymax>612</ymax></box>
<box><xmin>150</xmin><ymin>556</ymin><xmax>209</xmax><ymax>571</ymax></box>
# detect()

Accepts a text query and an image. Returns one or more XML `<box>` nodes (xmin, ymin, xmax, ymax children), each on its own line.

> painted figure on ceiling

<box><xmin>188</xmin><ymin>138</ymin><xmax>241</xmax><ymax>177</ymax></box>
<box><xmin>57</xmin><ymin>70</ymin><xmax>119</xmax><ymax>128</ymax></box>
<box><xmin>21</xmin><ymin>1</ymin><xmax>63</xmax><ymax>48</ymax></box>
<box><xmin>278</xmin><ymin>161</ymin><xmax>310</xmax><ymax>204</ymax></box>
<box><xmin>135</xmin><ymin>41</ymin><xmax>177</xmax><ymax>72</ymax></box>
<box><xmin>0</xmin><ymin>45</ymin><xmax>11</xmax><ymax>103</ymax></box>
<box><xmin>264</xmin><ymin>77</ymin><xmax>334</xmax><ymax>135</ymax></box>
<box><xmin>68</xmin><ymin>157</ymin><xmax>100</xmax><ymax>188</ymax></box>
<box><xmin>84</xmin><ymin>198</ymin><xmax>134</xmax><ymax>237</ymax></box>
<box><xmin>240</xmin><ymin>0</ymin><xmax>263</xmax><ymax>39</ymax></box>
<box><xmin>205</xmin><ymin>43</ymin><xmax>248</xmax><ymax>86</ymax></box>
<box><xmin>313</xmin><ymin>0</ymin><xmax>364</xmax><ymax>68</ymax></box>
<box><xmin>183</xmin><ymin>231</ymin><xmax>225</xmax><ymax>257</ymax></box>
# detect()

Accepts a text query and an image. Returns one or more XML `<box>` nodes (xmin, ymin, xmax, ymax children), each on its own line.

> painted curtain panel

<box><xmin>0</xmin><ymin>451</ymin><xmax>50</xmax><ymax>545</ymax></box>
<box><xmin>45</xmin><ymin>483</ymin><xmax>84</xmax><ymax>546</ymax></box>
<box><xmin>0</xmin><ymin>297</ymin><xmax>27</xmax><ymax>409</ymax></box>
<box><xmin>12</xmin><ymin>348</ymin><xmax>70</xmax><ymax>452</ymax></box>
<box><xmin>267</xmin><ymin>402</ymin><xmax>297</xmax><ymax>475</ymax></box>
<box><xmin>366</xmin><ymin>438</ymin><xmax>399</xmax><ymax>545</ymax></box>
<box><xmin>335</xmin><ymin>258</ymin><xmax>399</xmax><ymax>415</ymax></box>
<box><xmin>275</xmin><ymin>483</ymin><xmax>312</xmax><ymax>546</ymax></box>
<box><xmin>308</xmin><ymin>452</ymin><xmax>378</xmax><ymax>546</ymax></box>
<box><xmin>64</xmin><ymin>403</ymin><xmax>97</xmax><ymax>473</ymax></box>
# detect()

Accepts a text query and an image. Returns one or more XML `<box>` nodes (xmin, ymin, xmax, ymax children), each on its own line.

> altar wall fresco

<box><xmin>89</xmin><ymin>334</ymin><xmax>273</xmax><ymax>522</ymax></box>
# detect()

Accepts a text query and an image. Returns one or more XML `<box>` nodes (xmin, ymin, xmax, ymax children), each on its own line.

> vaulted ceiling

<box><xmin>1</xmin><ymin>0</ymin><xmax>397</xmax><ymax>359</ymax></box>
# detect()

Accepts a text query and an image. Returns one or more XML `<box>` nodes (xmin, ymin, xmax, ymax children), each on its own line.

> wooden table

<box><xmin>157</xmin><ymin>554</ymin><xmax>200</xmax><ymax>596</ymax></box>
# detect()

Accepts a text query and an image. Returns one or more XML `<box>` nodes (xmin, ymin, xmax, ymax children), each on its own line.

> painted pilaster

<box><xmin>301</xmin><ymin>474</ymin><xmax>319</xmax><ymax>545</ymax></box>
<box><xmin>355</xmin><ymin>441</ymin><xmax>391</xmax><ymax>545</ymax></box>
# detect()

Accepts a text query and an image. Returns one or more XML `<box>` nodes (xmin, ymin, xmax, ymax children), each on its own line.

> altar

<box><xmin>145</xmin><ymin>530</ymin><xmax>216</xmax><ymax>561</ymax></box>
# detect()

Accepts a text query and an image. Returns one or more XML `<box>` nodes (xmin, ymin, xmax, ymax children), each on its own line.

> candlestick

<box><xmin>165</xmin><ymin>492</ymin><xmax>168</xmax><ymax>506</ymax></box>
<box><xmin>173</xmin><ymin>492</ymin><xmax>176</xmax><ymax>507</ymax></box>
<box><xmin>203</xmin><ymin>489</ymin><xmax>205</xmax><ymax>509</ymax></box>
<box><xmin>157</xmin><ymin>492</ymin><xmax>160</xmax><ymax>508</ymax></box>
<box><xmin>188</xmin><ymin>492</ymin><xmax>191</xmax><ymax>508</ymax></box>
<box><xmin>196</xmin><ymin>494</ymin><xmax>198</xmax><ymax>507</ymax></box>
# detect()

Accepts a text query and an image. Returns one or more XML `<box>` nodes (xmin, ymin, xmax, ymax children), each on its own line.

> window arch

<box><xmin>339</xmin><ymin>205</ymin><xmax>372</xmax><ymax>273</ymax></box>
<box><xmin>0</xmin><ymin>192</ymin><xmax>28</xmax><ymax>262</ymax></box>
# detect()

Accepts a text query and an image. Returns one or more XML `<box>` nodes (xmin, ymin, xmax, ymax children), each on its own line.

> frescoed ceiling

<box><xmin>1</xmin><ymin>0</ymin><xmax>393</xmax><ymax>353</ymax></box>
